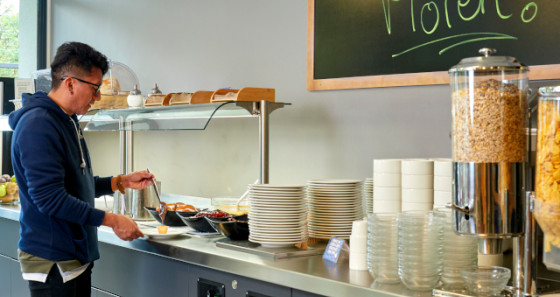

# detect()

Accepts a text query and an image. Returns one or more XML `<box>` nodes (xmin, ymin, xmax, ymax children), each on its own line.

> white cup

<box><xmin>401</xmin><ymin>188</ymin><xmax>434</xmax><ymax>203</ymax></box>
<box><xmin>373</xmin><ymin>172</ymin><xmax>401</xmax><ymax>187</ymax></box>
<box><xmin>434</xmin><ymin>190</ymin><xmax>452</xmax><ymax>206</ymax></box>
<box><xmin>434</xmin><ymin>176</ymin><xmax>452</xmax><ymax>192</ymax></box>
<box><xmin>373</xmin><ymin>186</ymin><xmax>401</xmax><ymax>201</ymax></box>
<box><xmin>374</xmin><ymin>159</ymin><xmax>402</xmax><ymax>174</ymax></box>
<box><xmin>350</xmin><ymin>235</ymin><xmax>368</xmax><ymax>253</ymax></box>
<box><xmin>402</xmin><ymin>174</ymin><xmax>433</xmax><ymax>189</ymax></box>
<box><xmin>401</xmin><ymin>159</ymin><xmax>434</xmax><ymax>175</ymax></box>
<box><xmin>351</xmin><ymin>220</ymin><xmax>368</xmax><ymax>237</ymax></box>
<box><xmin>349</xmin><ymin>251</ymin><xmax>368</xmax><ymax>271</ymax></box>
<box><xmin>373</xmin><ymin>199</ymin><xmax>401</xmax><ymax>213</ymax></box>
<box><xmin>401</xmin><ymin>202</ymin><xmax>433</xmax><ymax>212</ymax></box>
<box><xmin>349</xmin><ymin>269</ymin><xmax>372</xmax><ymax>286</ymax></box>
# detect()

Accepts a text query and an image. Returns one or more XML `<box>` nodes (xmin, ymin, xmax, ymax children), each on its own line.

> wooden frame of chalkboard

<box><xmin>307</xmin><ymin>0</ymin><xmax>560</xmax><ymax>91</ymax></box>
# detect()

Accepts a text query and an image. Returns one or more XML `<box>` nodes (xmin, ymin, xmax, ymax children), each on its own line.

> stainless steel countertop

<box><xmin>0</xmin><ymin>204</ymin><xmax>429</xmax><ymax>297</ymax></box>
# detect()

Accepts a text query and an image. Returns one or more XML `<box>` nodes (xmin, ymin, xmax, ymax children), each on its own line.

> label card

<box><xmin>322</xmin><ymin>238</ymin><xmax>346</xmax><ymax>263</ymax></box>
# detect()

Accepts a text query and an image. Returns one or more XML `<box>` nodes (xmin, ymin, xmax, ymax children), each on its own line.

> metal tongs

<box><xmin>146</xmin><ymin>168</ymin><xmax>161</xmax><ymax>203</ymax></box>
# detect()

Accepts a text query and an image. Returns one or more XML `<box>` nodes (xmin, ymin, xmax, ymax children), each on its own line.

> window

<box><xmin>0</xmin><ymin>0</ymin><xmax>19</xmax><ymax>78</ymax></box>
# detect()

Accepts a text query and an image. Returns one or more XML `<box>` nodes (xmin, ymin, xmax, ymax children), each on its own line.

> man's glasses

<box><xmin>61</xmin><ymin>76</ymin><xmax>102</xmax><ymax>94</ymax></box>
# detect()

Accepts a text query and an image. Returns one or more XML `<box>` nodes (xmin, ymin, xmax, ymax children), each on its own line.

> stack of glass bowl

<box><xmin>367</xmin><ymin>213</ymin><xmax>399</xmax><ymax>283</ymax></box>
<box><xmin>437</xmin><ymin>208</ymin><xmax>478</xmax><ymax>290</ymax></box>
<box><xmin>398</xmin><ymin>210</ymin><xmax>445</xmax><ymax>291</ymax></box>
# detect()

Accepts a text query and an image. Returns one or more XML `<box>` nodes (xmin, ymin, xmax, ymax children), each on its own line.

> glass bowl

<box><xmin>211</xmin><ymin>197</ymin><xmax>249</xmax><ymax>215</ymax></box>
<box><xmin>461</xmin><ymin>266</ymin><xmax>510</xmax><ymax>296</ymax></box>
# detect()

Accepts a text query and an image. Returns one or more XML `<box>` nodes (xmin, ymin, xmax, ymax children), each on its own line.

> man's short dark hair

<box><xmin>50</xmin><ymin>42</ymin><xmax>109</xmax><ymax>90</ymax></box>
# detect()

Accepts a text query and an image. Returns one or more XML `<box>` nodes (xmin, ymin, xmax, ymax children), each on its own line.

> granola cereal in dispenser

<box><xmin>449</xmin><ymin>48</ymin><xmax>529</xmax><ymax>163</ymax></box>
<box><xmin>535</xmin><ymin>87</ymin><xmax>560</xmax><ymax>248</ymax></box>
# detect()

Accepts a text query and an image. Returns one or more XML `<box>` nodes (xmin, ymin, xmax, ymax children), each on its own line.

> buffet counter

<box><xmin>0</xmin><ymin>204</ymin><xmax>423</xmax><ymax>297</ymax></box>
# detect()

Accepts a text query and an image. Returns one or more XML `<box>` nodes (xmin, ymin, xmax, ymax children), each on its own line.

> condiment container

<box><xmin>127</xmin><ymin>84</ymin><xmax>143</xmax><ymax>107</ymax></box>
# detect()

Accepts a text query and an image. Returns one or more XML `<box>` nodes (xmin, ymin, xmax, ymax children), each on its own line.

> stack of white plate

<box><xmin>248</xmin><ymin>184</ymin><xmax>307</xmax><ymax>248</ymax></box>
<box><xmin>363</xmin><ymin>178</ymin><xmax>373</xmax><ymax>216</ymax></box>
<box><xmin>307</xmin><ymin>179</ymin><xmax>363</xmax><ymax>239</ymax></box>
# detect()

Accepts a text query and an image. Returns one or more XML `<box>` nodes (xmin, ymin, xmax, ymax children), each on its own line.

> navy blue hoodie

<box><xmin>9</xmin><ymin>91</ymin><xmax>113</xmax><ymax>264</ymax></box>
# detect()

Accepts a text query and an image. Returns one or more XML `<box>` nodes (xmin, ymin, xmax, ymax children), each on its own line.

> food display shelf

<box><xmin>84</xmin><ymin>101</ymin><xmax>289</xmax><ymax>131</ymax></box>
<box><xmin>0</xmin><ymin>101</ymin><xmax>290</xmax><ymax>132</ymax></box>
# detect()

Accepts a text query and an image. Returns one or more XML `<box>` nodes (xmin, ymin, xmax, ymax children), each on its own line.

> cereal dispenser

<box><xmin>535</xmin><ymin>87</ymin><xmax>560</xmax><ymax>275</ymax></box>
<box><xmin>449</xmin><ymin>48</ymin><xmax>529</xmax><ymax>259</ymax></box>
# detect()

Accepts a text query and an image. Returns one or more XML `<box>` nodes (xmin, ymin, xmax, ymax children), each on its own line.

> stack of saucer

<box><xmin>433</xmin><ymin>159</ymin><xmax>452</xmax><ymax>209</ymax></box>
<box><xmin>401</xmin><ymin>159</ymin><xmax>434</xmax><ymax>211</ymax></box>
<box><xmin>248</xmin><ymin>184</ymin><xmax>307</xmax><ymax>248</ymax></box>
<box><xmin>373</xmin><ymin>159</ymin><xmax>401</xmax><ymax>213</ymax></box>
<box><xmin>307</xmin><ymin>179</ymin><xmax>363</xmax><ymax>239</ymax></box>
<box><xmin>363</xmin><ymin>178</ymin><xmax>374</xmax><ymax>217</ymax></box>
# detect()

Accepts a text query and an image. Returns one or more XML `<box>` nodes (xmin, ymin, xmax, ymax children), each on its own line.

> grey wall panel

<box><xmin>9</xmin><ymin>259</ymin><xmax>27</xmax><ymax>297</ymax></box>
<box><xmin>0</xmin><ymin>218</ymin><xmax>19</xmax><ymax>259</ymax></box>
<box><xmin>0</xmin><ymin>256</ymin><xmax>11</xmax><ymax>297</ymax></box>
<box><xmin>51</xmin><ymin>0</ymin><xmax>453</xmax><ymax>199</ymax></box>
<box><xmin>93</xmin><ymin>242</ymin><xmax>190</xmax><ymax>297</ymax></box>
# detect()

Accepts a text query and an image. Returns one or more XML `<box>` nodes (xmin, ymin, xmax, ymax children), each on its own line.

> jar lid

<box><xmin>538</xmin><ymin>86</ymin><xmax>560</xmax><ymax>96</ymax></box>
<box><xmin>449</xmin><ymin>48</ymin><xmax>527</xmax><ymax>73</ymax></box>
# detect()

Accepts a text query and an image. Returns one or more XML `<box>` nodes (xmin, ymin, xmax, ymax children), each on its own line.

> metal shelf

<box><xmin>84</xmin><ymin>101</ymin><xmax>289</xmax><ymax>131</ymax></box>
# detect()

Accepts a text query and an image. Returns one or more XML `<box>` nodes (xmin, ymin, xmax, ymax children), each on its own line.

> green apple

<box><xmin>10</xmin><ymin>175</ymin><xmax>16</xmax><ymax>183</ymax></box>
<box><xmin>0</xmin><ymin>185</ymin><xmax>6</xmax><ymax>197</ymax></box>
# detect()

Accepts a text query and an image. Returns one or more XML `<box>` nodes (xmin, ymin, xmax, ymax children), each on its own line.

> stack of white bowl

<box><xmin>401</xmin><ymin>159</ymin><xmax>434</xmax><ymax>211</ymax></box>
<box><xmin>373</xmin><ymin>159</ymin><xmax>401</xmax><ymax>213</ymax></box>
<box><xmin>363</xmin><ymin>178</ymin><xmax>373</xmax><ymax>217</ymax></box>
<box><xmin>307</xmin><ymin>179</ymin><xmax>363</xmax><ymax>239</ymax></box>
<box><xmin>248</xmin><ymin>184</ymin><xmax>307</xmax><ymax>248</ymax></box>
<box><xmin>433</xmin><ymin>159</ymin><xmax>453</xmax><ymax>209</ymax></box>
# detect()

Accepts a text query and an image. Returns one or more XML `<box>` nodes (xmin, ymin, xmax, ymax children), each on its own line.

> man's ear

<box><xmin>62</xmin><ymin>77</ymin><xmax>74</xmax><ymax>95</ymax></box>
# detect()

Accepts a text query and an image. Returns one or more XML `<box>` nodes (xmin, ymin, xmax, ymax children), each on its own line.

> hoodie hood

<box><xmin>9</xmin><ymin>92</ymin><xmax>76</xmax><ymax>130</ymax></box>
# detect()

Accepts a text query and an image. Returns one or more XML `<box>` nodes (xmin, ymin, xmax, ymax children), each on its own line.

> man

<box><xmin>9</xmin><ymin>41</ymin><xmax>153</xmax><ymax>297</ymax></box>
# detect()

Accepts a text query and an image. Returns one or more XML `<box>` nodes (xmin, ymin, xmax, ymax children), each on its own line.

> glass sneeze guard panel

<box><xmin>84</xmin><ymin>101</ymin><xmax>289</xmax><ymax>131</ymax></box>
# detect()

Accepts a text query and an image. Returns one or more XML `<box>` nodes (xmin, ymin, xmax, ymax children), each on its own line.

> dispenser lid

<box><xmin>449</xmin><ymin>48</ymin><xmax>527</xmax><ymax>73</ymax></box>
<box><xmin>539</xmin><ymin>86</ymin><xmax>560</xmax><ymax>97</ymax></box>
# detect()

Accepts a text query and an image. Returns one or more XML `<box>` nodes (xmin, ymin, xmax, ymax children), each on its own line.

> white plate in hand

<box><xmin>141</xmin><ymin>228</ymin><xmax>185</xmax><ymax>240</ymax></box>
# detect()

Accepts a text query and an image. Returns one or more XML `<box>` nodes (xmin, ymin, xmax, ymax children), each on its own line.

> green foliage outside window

<box><xmin>0</xmin><ymin>2</ymin><xmax>19</xmax><ymax>78</ymax></box>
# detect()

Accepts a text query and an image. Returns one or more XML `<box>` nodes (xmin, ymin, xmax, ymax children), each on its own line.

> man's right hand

<box><xmin>102</xmin><ymin>212</ymin><xmax>144</xmax><ymax>241</ymax></box>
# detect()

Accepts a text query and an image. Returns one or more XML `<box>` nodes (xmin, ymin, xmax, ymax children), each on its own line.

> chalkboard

<box><xmin>307</xmin><ymin>0</ymin><xmax>560</xmax><ymax>90</ymax></box>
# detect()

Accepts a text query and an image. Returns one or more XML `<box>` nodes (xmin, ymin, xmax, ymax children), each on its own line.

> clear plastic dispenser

<box><xmin>449</xmin><ymin>48</ymin><xmax>529</xmax><ymax>254</ymax></box>
<box><xmin>535</xmin><ymin>87</ymin><xmax>560</xmax><ymax>272</ymax></box>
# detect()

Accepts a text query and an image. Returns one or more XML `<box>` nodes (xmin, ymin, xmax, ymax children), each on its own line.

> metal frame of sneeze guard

<box><xmin>84</xmin><ymin>100</ymin><xmax>289</xmax><ymax>184</ymax></box>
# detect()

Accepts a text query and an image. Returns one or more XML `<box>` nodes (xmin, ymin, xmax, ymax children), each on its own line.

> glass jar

<box><xmin>449</xmin><ymin>48</ymin><xmax>529</xmax><ymax>163</ymax></box>
<box><xmin>535</xmin><ymin>87</ymin><xmax>560</xmax><ymax>248</ymax></box>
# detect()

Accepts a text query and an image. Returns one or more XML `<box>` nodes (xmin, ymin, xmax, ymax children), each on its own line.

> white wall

<box><xmin>52</xmin><ymin>0</ymin><xmax>452</xmax><ymax>198</ymax></box>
